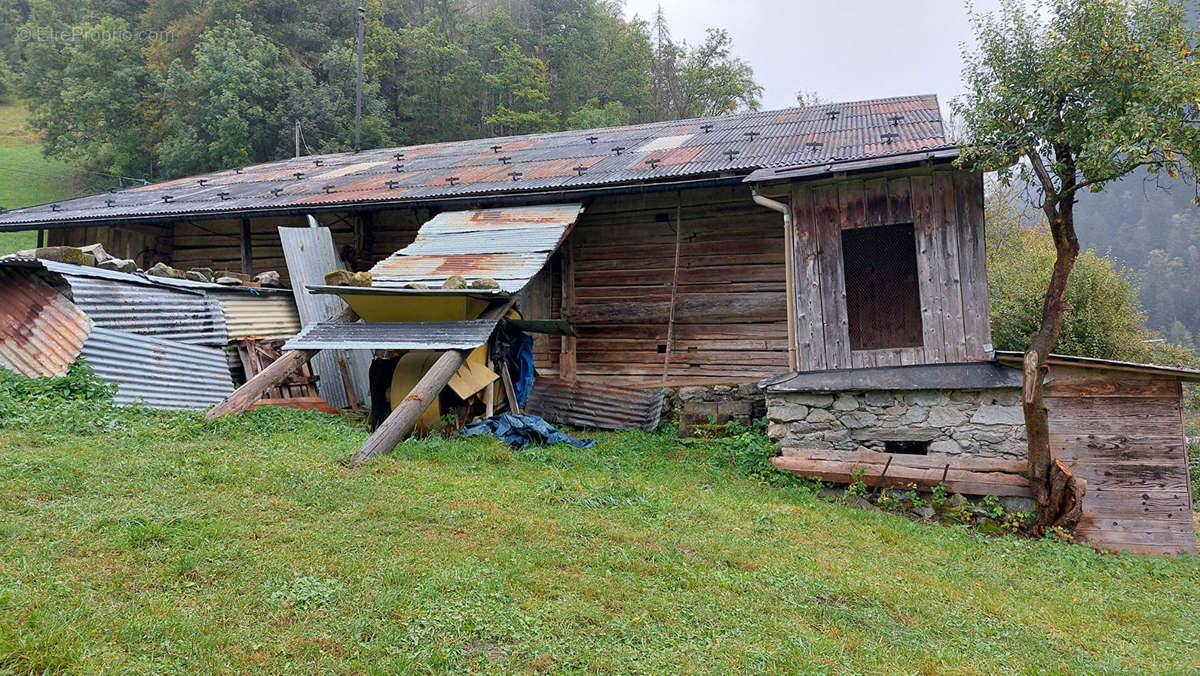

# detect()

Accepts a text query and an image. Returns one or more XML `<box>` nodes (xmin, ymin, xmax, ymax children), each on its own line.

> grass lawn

<box><xmin>0</xmin><ymin>372</ymin><xmax>1197</xmax><ymax>673</ymax></box>
<box><xmin>0</xmin><ymin>101</ymin><xmax>79</xmax><ymax>255</ymax></box>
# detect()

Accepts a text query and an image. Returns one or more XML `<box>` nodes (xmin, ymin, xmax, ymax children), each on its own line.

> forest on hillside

<box><xmin>0</xmin><ymin>0</ymin><xmax>761</xmax><ymax>182</ymax></box>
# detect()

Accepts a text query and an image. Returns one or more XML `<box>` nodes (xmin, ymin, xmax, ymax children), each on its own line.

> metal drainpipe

<box><xmin>752</xmin><ymin>189</ymin><xmax>798</xmax><ymax>371</ymax></box>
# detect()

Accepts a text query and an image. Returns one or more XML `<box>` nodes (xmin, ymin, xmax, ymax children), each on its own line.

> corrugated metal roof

<box><xmin>525</xmin><ymin>378</ymin><xmax>664</xmax><ymax>431</ymax></box>
<box><xmin>993</xmin><ymin>351</ymin><xmax>1200</xmax><ymax>382</ymax></box>
<box><xmin>0</xmin><ymin>267</ymin><xmax>92</xmax><ymax>377</ymax></box>
<box><xmin>212</xmin><ymin>292</ymin><xmax>302</xmax><ymax>341</ymax></box>
<box><xmin>0</xmin><ymin>95</ymin><xmax>952</xmax><ymax>229</ymax></box>
<box><xmin>367</xmin><ymin>204</ymin><xmax>582</xmax><ymax>292</ymax></box>
<box><xmin>77</xmin><ymin>327</ymin><xmax>235</xmax><ymax>409</ymax></box>
<box><xmin>56</xmin><ymin>270</ymin><xmax>229</xmax><ymax>346</ymax></box>
<box><xmin>279</xmin><ymin>226</ymin><xmax>371</xmax><ymax>409</ymax></box>
<box><xmin>284</xmin><ymin>319</ymin><xmax>500</xmax><ymax>351</ymax></box>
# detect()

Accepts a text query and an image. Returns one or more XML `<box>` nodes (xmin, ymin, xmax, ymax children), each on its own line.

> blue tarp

<box><xmin>462</xmin><ymin>413</ymin><xmax>596</xmax><ymax>449</ymax></box>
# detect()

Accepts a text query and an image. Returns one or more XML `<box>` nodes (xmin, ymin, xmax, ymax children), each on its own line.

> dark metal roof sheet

<box><xmin>78</xmin><ymin>327</ymin><xmax>235</xmax><ymax>409</ymax></box>
<box><xmin>993</xmin><ymin>351</ymin><xmax>1200</xmax><ymax>382</ymax></box>
<box><xmin>760</xmin><ymin>362</ymin><xmax>1024</xmax><ymax>392</ymax></box>
<box><xmin>284</xmin><ymin>319</ymin><xmax>501</xmax><ymax>351</ymax></box>
<box><xmin>0</xmin><ymin>95</ymin><xmax>952</xmax><ymax>229</ymax></box>
<box><xmin>525</xmin><ymin>378</ymin><xmax>665</xmax><ymax>431</ymax></box>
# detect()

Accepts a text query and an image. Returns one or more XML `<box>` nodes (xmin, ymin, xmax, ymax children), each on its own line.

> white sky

<box><xmin>622</xmin><ymin>0</ymin><xmax>1003</xmax><ymax>112</ymax></box>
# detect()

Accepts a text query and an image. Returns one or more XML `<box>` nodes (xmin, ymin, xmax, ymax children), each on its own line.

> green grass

<box><xmin>0</xmin><ymin>101</ymin><xmax>79</xmax><ymax>255</ymax></box>
<box><xmin>0</xmin><ymin>368</ymin><xmax>1198</xmax><ymax>673</ymax></box>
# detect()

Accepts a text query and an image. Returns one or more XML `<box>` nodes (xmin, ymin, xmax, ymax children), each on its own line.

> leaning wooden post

<box><xmin>350</xmin><ymin>297</ymin><xmax>516</xmax><ymax>467</ymax></box>
<box><xmin>206</xmin><ymin>306</ymin><xmax>359</xmax><ymax>420</ymax></box>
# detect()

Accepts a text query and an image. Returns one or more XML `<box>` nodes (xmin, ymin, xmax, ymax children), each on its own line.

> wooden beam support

<box><xmin>558</xmin><ymin>239</ymin><xmax>577</xmax><ymax>381</ymax></box>
<box><xmin>205</xmin><ymin>306</ymin><xmax>358</xmax><ymax>420</ymax></box>
<box><xmin>240</xmin><ymin>218</ymin><xmax>253</xmax><ymax>277</ymax></box>
<box><xmin>349</xmin><ymin>298</ymin><xmax>517</xmax><ymax>467</ymax></box>
<box><xmin>207</xmin><ymin>349</ymin><xmax>317</xmax><ymax>420</ymax></box>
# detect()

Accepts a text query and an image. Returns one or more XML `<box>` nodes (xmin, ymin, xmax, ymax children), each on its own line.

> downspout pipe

<box><xmin>752</xmin><ymin>189</ymin><xmax>798</xmax><ymax>371</ymax></box>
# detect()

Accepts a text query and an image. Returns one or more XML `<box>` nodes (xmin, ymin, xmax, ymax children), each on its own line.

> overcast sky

<box><xmin>622</xmin><ymin>0</ymin><xmax>1003</xmax><ymax>112</ymax></box>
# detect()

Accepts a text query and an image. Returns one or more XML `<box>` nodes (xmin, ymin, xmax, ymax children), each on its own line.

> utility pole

<box><xmin>294</xmin><ymin>120</ymin><xmax>301</xmax><ymax>158</ymax></box>
<box><xmin>354</xmin><ymin>5</ymin><xmax>365</xmax><ymax>153</ymax></box>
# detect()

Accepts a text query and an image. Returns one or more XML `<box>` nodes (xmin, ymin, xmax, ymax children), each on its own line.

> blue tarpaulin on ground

<box><xmin>462</xmin><ymin>413</ymin><xmax>596</xmax><ymax>449</ymax></box>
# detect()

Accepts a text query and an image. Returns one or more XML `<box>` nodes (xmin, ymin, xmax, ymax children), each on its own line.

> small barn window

<box><xmin>841</xmin><ymin>223</ymin><xmax>923</xmax><ymax>350</ymax></box>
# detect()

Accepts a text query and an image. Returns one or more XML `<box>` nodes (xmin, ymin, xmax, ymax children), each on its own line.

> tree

<box><xmin>18</xmin><ymin>15</ymin><xmax>155</xmax><ymax>179</ymax></box>
<box><xmin>650</xmin><ymin>25</ymin><xmax>762</xmax><ymax>119</ymax></box>
<box><xmin>565</xmin><ymin>98</ymin><xmax>631</xmax><ymax>129</ymax></box>
<box><xmin>158</xmin><ymin>19</ymin><xmax>308</xmax><ymax>177</ymax></box>
<box><xmin>987</xmin><ymin>187</ymin><xmax>1153</xmax><ymax>363</ymax></box>
<box><xmin>955</xmin><ymin>0</ymin><xmax>1200</xmax><ymax>530</ymax></box>
<box><xmin>482</xmin><ymin>41</ymin><xmax>558</xmax><ymax>135</ymax></box>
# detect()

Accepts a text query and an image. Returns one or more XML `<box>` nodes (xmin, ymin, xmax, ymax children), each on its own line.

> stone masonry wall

<box><xmin>767</xmin><ymin>388</ymin><xmax>1027</xmax><ymax>458</ymax></box>
<box><xmin>670</xmin><ymin>384</ymin><xmax>765</xmax><ymax>437</ymax></box>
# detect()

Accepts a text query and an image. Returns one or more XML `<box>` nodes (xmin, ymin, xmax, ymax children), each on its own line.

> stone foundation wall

<box><xmin>670</xmin><ymin>384</ymin><xmax>766</xmax><ymax>437</ymax></box>
<box><xmin>767</xmin><ymin>388</ymin><xmax>1027</xmax><ymax>458</ymax></box>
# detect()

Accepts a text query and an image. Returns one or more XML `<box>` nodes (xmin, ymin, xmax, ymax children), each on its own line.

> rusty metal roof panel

<box><xmin>525</xmin><ymin>378</ymin><xmax>665</xmax><ymax>431</ymax></box>
<box><xmin>367</xmin><ymin>204</ymin><xmax>583</xmax><ymax>292</ymax></box>
<box><xmin>0</xmin><ymin>95</ymin><xmax>952</xmax><ymax>229</ymax></box>
<box><xmin>78</xmin><ymin>327</ymin><xmax>235</xmax><ymax>409</ymax></box>
<box><xmin>0</xmin><ymin>267</ymin><xmax>92</xmax><ymax>378</ymax></box>
<box><xmin>284</xmin><ymin>319</ymin><xmax>500</xmax><ymax>351</ymax></box>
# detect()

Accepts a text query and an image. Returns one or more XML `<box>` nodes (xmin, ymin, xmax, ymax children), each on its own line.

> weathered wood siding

<box><xmin>554</xmin><ymin>186</ymin><xmax>790</xmax><ymax>388</ymax></box>
<box><xmin>1045</xmin><ymin>366</ymin><xmax>1196</xmax><ymax>555</ymax></box>
<box><xmin>788</xmin><ymin>167</ymin><xmax>990</xmax><ymax>370</ymax></box>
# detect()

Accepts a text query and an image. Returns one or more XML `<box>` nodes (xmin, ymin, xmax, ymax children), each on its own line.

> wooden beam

<box><xmin>206</xmin><ymin>349</ymin><xmax>317</xmax><ymax>420</ymax></box>
<box><xmin>240</xmin><ymin>218</ymin><xmax>253</xmax><ymax>277</ymax></box>
<box><xmin>771</xmin><ymin>451</ymin><xmax>1033</xmax><ymax>497</ymax></box>
<box><xmin>350</xmin><ymin>298</ymin><xmax>517</xmax><ymax>467</ymax></box>
<box><xmin>205</xmin><ymin>306</ymin><xmax>358</xmax><ymax>420</ymax></box>
<box><xmin>559</xmin><ymin>239</ymin><xmax>577</xmax><ymax>381</ymax></box>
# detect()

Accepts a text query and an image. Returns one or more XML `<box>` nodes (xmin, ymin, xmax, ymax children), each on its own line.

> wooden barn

<box><xmin>0</xmin><ymin>93</ymin><xmax>1194</xmax><ymax>555</ymax></box>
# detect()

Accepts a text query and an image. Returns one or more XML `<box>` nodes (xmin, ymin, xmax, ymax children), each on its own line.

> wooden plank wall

<box><xmin>556</xmin><ymin>185</ymin><xmax>790</xmax><ymax>388</ymax></box>
<box><xmin>1045</xmin><ymin>365</ymin><xmax>1197</xmax><ymax>555</ymax></box>
<box><xmin>788</xmin><ymin>167</ymin><xmax>990</xmax><ymax>371</ymax></box>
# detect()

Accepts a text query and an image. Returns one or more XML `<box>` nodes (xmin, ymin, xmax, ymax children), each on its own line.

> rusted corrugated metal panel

<box><xmin>78</xmin><ymin>327</ymin><xmax>234</xmax><ymax>409</ymax></box>
<box><xmin>211</xmin><ymin>292</ymin><xmax>303</xmax><ymax>341</ymax></box>
<box><xmin>0</xmin><ymin>95</ymin><xmax>953</xmax><ymax>229</ymax></box>
<box><xmin>279</xmin><ymin>226</ymin><xmax>371</xmax><ymax>409</ymax></box>
<box><xmin>0</xmin><ymin>268</ymin><xmax>92</xmax><ymax>377</ymax></box>
<box><xmin>285</xmin><ymin>319</ymin><xmax>500</xmax><ymax>351</ymax></box>
<box><xmin>368</xmin><ymin>204</ymin><xmax>582</xmax><ymax>293</ymax></box>
<box><xmin>525</xmin><ymin>379</ymin><xmax>664</xmax><ymax>432</ymax></box>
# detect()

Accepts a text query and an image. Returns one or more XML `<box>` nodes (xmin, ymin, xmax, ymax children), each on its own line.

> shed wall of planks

<box><xmin>560</xmin><ymin>185</ymin><xmax>790</xmax><ymax>388</ymax></box>
<box><xmin>1043</xmin><ymin>365</ymin><xmax>1196</xmax><ymax>555</ymax></box>
<box><xmin>788</xmin><ymin>167</ymin><xmax>991</xmax><ymax>370</ymax></box>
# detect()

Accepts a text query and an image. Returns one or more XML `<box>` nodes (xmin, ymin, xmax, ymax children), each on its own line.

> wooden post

<box><xmin>500</xmin><ymin>362</ymin><xmax>521</xmax><ymax>414</ymax></box>
<box><xmin>240</xmin><ymin>218</ymin><xmax>253</xmax><ymax>277</ymax></box>
<box><xmin>558</xmin><ymin>239</ymin><xmax>577</xmax><ymax>381</ymax></box>
<box><xmin>206</xmin><ymin>349</ymin><xmax>317</xmax><ymax>420</ymax></box>
<box><xmin>338</xmin><ymin>355</ymin><xmax>359</xmax><ymax>411</ymax></box>
<box><xmin>206</xmin><ymin>306</ymin><xmax>358</xmax><ymax>420</ymax></box>
<box><xmin>349</xmin><ymin>298</ymin><xmax>517</xmax><ymax>467</ymax></box>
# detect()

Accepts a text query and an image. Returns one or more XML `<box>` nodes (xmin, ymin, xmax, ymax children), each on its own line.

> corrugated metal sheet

<box><xmin>57</xmin><ymin>272</ymin><xmax>229</xmax><ymax>346</ymax></box>
<box><xmin>368</xmin><ymin>204</ymin><xmax>582</xmax><ymax>292</ymax></box>
<box><xmin>78</xmin><ymin>327</ymin><xmax>235</xmax><ymax>409</ymax></box>
<box><xmin>0</xmin><ymin>95</ymin><xmax>953</xmax><ymax>229</ymax></box>
<box><xmin>0</xmin><ymin>268</ymin><xmax>92</xmax><ymax>377</ymax></box>
<box><xmin>212</xmin><ymin>292</ymin><xmax>303</xmax><ymax>341</ymax></box>
<box><xmin>284</xmin><ymin>319</ymin><xmax>500</xmax><ymax>351</ymax></box>
<box><xmin>525</xmin><ymin>379</ymin><xmax>664</xmax><ymax>431</ymax></box>
<box><xmin>278</xmin><ymin>226</ymin><xmax>371</xmax><ymax>409</ymax></box>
